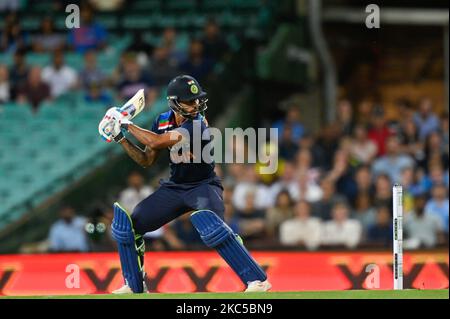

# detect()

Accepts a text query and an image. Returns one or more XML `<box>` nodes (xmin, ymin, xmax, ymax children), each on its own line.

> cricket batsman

<box><xmin>98</xmin><ymin>75</ymin><xmax>271</xmax><ymax>294</ymax></box>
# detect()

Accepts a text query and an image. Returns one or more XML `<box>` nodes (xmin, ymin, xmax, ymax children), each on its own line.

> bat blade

<box><xmin>119</xmin><ymin>89</ymin><xmax>145</xmax><ymax>119</ymax></box>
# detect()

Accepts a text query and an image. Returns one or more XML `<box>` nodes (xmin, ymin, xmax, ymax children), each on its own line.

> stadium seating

<box><xmin>0</xmin><ymin>96</ymin><xmax>165</xmax><ymax>230</ymax></box>
<box><xmin>0</xmin><ymin>0</ymin><xmax>264</xmax><ymax>231</ymax></box>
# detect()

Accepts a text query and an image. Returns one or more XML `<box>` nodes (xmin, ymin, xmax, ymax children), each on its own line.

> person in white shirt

<box><xmin>0</xmin><ymin>64</ymin><xmax>11</xmax><ymax>103</ymax></box>
<box><xmin>350</xmin><ymin>124</ymin><xmax>378</xmax><ymax>165</ymax></box>
<box><xmin>232</xmin><ymin>165</ymin><xmax>271</xmax><ymax>210</ymax></box>
<box><xmin>118</xmin><ymin>171</ymin><xmax>154</xmax><ymax>212</ymax></box>
<box><xmin>279</xmin><ymin>200</ymin><xmax>322</xmax><ymax>250</ymax></box>
<box><xmin>118</xmin><ymin>171</ymin><xmax>161</xmax><ymax>239</ymax></box>
<box><xmin>321</xmin><ymin>202</ymin><xmax>362</xmax><ymax>249</ymax></box>
<box><xmin>41</xmin><ymin>50</ymin><xmax>78</xmax><ymax>98</ymax></box>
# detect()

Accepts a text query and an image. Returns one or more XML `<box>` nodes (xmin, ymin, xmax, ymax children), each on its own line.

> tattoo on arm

<box><xmin>119</xmin><ymin>138</ymin><xmax>159</xmax><ymax>168</ymax></box>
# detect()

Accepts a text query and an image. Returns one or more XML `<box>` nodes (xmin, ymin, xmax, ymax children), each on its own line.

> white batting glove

<box><xmin>98</xmin><ymin>107</ymin><xmax>126</xmax><ymax>143</ymax></box>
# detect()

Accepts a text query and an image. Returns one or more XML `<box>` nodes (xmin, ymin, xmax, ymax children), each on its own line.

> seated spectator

<box><xmin>353</xmin><ymin>165</ymin><xmax>375</xmax><ymax>207</ymax></box>
<box><xmin>89</xmin><ymin>0</ymin><xmax>125</xmax><ymax>11</ymax></box>
<box><xmin>79</xmin><ymin>50</ymin><xmax>106</xmax><ymax>89</ymax></box>
<box><xmin>311</xmin><ymin>178</ymin><xmax>347</xmax><ymax>221</ymax></box>
<box><xmin>0</xmin><ymin>13</ymin><xmax>28</xmax><ymax>53</ymax></box>
<box><xmin>399</xmin><ymin>167</ymin><xmax>419</xmax><ymax>213</ymax></box>
<box><xmin>267</xmin><ymin>162</ymin><xmax>298</xmax><ymax>206</ymax></box>
<box><xmin>42</xmin><ymin>50</ymin><xmax>78</xmax><ymax>98</ymax></box>
<box><xmin>148</xmin><ymin>45</ymin><xmax>179</xmax><ymax>88</ymax></box>
<box><xmin>326</xmin><ymin>149</ymin><xmax>357</xmax><ymax>203</ymax></box>
<box><xmin>413</xmin><ymin>97</ymin><xmax>440</xmax><ymax>141</ymax></box>
<box><xmin>279</xmin><ymin>124</ymin><xmax>300</xmax><ymax>161</ymax></box>
<box><xmin>118</xmin><ymin>171</ymin><xmax>154</xmax><ymax>213</ymax></box>
<box><xmin>405</xmin><ymin>194</ymin><xmax>445</xmax><ymax>249</ymax></box>
<box><xmin>394</xmin><ymin>98</ymin><xmax>415</xmax><ymax>124</ymax></box>
<box><xmin>235</xmin><ymin>190</ymin><xmax>267</xmax><ymax>241</ymax></box>
<box><xmin>335</xmin><ymin>98</ymin><xmax>355</xmax><ymax>136</ymax></box>
<box><xmin>272</xmin><ymin>104</ymin><xmax>305</xmax><ymax>143</ymax></box>
<box><xmin>321</xmin><ymin>202</ymin><xmax>362</xmax><ymax>249</ymax></box>
<box><xmin>126</xmin><ymin>32</ymin><xmax>154</xmax><ymax>67</ymax></box>
<box><xmin>372</xmin><ymin>135</ymin><xmax>415</xmax><ymax>183</ymax></box>
<box><xmin>68</xmin><ymin>5</ymin><xmax>107</xmax><ymax>53</ymax></box>
<box><xmin>426</xmin><ymin>165</ymin><xmax>448</xmax><ymax>189</ymax></box>
<box><xmin>266</xmin><ymin>190</ymin><xmax>295</xmax><ymax>238</ymax></box>
<box><xmin>425</xmin><ymin>184</ymin><xmax>449</xmax><ymax>235</ymax></box>
<box><xmin>373</xmin><ymin>174</ymin><xmax>393</xmax><ymax>209</ymax></box>
<box><xmin>224</xmin><ymin>200</ymin><xmax>239</xmax><ymax>234</ymax></box>
<box><xmin>440</xmin><ymin>113</ymin><xmax>448</xmax><ymax>156</ymax></box>
<box><xmin>16</xmin><ymin>66</ymin><xmax>51</xmax><ymax>111</ymax></box>
<box><xmin>117</xmin><ymin>54</ymin><xmax>157</xmax><ymax>105</ymax></box>
<box><xmin>419</xmin><ymin>131</ymin><xmax>449</xmax><ymax>172</ymax></box>
<box><xmin>295</xmin><ymin>148</ymin><xmax>321</xmax><ymax>183</ymax></box>
<box><xmin>294</xmin><ymin>172</ymin><xmax>323</xmax><ymax>203</ymax></box>
<box><xmin>0</xmin><ymin>64</ymin><xmax>11</xmax><ymax>103</ymax></box>
<box><xmin>352</xmin><ymin>165</ymin><xmax>377</xmax><ymax>231</ymax></box>
<box><xmin>232</xmin><ymin>165</ymin><xmax>270</xmax><ymax>210</ymax></box>
<box><xmin>298</xmin><ymin>132</ymin><xmax>326</xmax><ymax>169</ymax></box>
<box><xmin>201</xmin><ymin>18</ymin><xmax>230</xmax><ymax>62</ymax></box>
<box><xmin>48</xmin><ymin>206</ymin><xmax>89</xmax><ymax>252</ymax></box>
<box><xmin>279</xmin><ymin>200</ymin><xmax>322</xmax><ymax>250</ymax></box>
<box><xmin>31</xmin><ymin>17</ymin><xmax>65</xmax><ymax>53</ymax></box>
<box><xmin>350</xmin><ymin>124</ymin><xmax>378</xmax><ymax>165</ymax></box>
<box><xmin>356</xmin><ymin>99</ymin><xmax>374</xmax><ymax>128</ymax></box>
<box><xmin>160</xmin><ymin>27</ymin><xmax>186</xmax><ymax>63</ymax></box>
<box><xmin>179</xmin><ymin>39</ymin><xmax>214</xmax><ymax>83</ymax></box>
<box><xmin>84</xmin><ymin>83</ymin><xmax>113</xmax><ymax>105</ymax></box>
<box><xmin>352</xmin><ymin>191</ymin><xmax>377</xmax><ymax>237</ymax></box>
<box><xmin>316</xmin><ymin>124</ymin><xmax>341</xmax><ymax>171</ymax></box>
<box><xmin>118</xmin><ymin>171</ymin><xmax>163</xmax><ymax>243</ymax></box>
<box><xmin>9</xmin><ymin>48</ymin><xmax>29</xmax><ymax>96</ymax></box>
<box><xmin>398</xmin><ymin>118</ymin><xmax>423</xmax><ymax>161</ymax></box>
<box><xmin>368</xmin><ymin>106</ymin><xmax>393</xmax><ymax>156</ymax></box>
<box><xmin>366</xmin><ymin>206</ymin><xmax>392</xmax><ymax>247</ymax></box>
<box><xmin>0</xmin><ymin>0</ymin><xmax>20</xmax><ymax>11</ymax></box>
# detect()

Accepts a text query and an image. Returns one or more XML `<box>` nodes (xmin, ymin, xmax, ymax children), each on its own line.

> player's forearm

<box><xmin>119</xmin><ymin>138</ymin><xmax>155</xmax><ymax>168</ymax></box>
<box><xmin>127</xmin><ymin>124</ymin><xmax>179</xmax><ymax>149</ymax></box>
<box><xmin>126</xmin><ymin>124</ymin><xmax>160</xmax><ymax>149</ymax></box>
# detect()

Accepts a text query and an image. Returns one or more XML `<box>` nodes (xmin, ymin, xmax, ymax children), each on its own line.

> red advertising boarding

<box><xmin>0</xmin><ymin>251</ymin><xmax>448</xmax><ymax>296</ymax></box>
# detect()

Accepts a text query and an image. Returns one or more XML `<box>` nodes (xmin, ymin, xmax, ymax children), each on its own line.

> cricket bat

<box><xmin>99</xmin><ymin>89</ymin><xmax>145</xmax><ymax>141</ymax></box>
<box><xmin>119</xmin><ymin>88</ymin><xmax>145</xmax><ymax>120</ymax></box>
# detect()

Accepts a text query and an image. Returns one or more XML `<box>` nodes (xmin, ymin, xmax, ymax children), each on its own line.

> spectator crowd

<box><xmin>44</xmin><ymin>97</ymin><xmax>449</xmax><ymax>253</ymax></box>
<box><xmin>1</xmin><ymin>4</ymin><xmax>230</xmax><ymax>111</ymax></box>
<box><xmin>2</xmin><ymin>3</ymin><xmax>447</xmax><ymax>253</ymax></box>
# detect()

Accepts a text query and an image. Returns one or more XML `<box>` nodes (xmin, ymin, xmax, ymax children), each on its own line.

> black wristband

<box><xmin>121</xmin><ymin>123</ymin><xmax>130</xmax><ymax>131</ymax></box>
<box><xmin>114</xmin><ymin>131</ymin><xmax>125</xmax><ymax>143</ymax></box>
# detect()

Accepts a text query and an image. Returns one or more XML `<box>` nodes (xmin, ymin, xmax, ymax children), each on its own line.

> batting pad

<box><xmin>111</xmin><ymin>202</ymin><xmax>144</xmax><ymax>293</ymax></box>
<box><xmin>190</xmin><ymin>210</ymin><xmax>267</xmax><ymax>285</ymax></box>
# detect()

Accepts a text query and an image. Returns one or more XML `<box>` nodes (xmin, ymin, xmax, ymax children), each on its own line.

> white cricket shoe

<box><xmin>112</xmin><ymin>282</ymin><xmax>148</xmax><ymax>294</ymax></box>
<box><xmin>112</xmin><ymin>284</ymin><xmax>133</xmax><ymax>294</ymax></box>
<box><xmin>245</xmin><ymin>280</ymin><xmax>272</xmax><ymax>292</ymax></box>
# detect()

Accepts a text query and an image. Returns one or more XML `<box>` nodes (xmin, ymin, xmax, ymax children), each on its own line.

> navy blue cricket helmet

<box><xmin>166</xmin><ymin>75</ymin><xmax>208</xmax><ymax>119</ymax></box>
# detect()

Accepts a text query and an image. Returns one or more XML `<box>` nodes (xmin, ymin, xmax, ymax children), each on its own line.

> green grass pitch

<box><xmin>1</xmin><ymin>289</ymin><xmax>448</xmax><ymax>299</ymax></box>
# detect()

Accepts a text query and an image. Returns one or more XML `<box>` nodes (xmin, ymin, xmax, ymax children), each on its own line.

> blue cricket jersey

<box><xmin>150</xmin><ymin>110</ymin><xmax>219</xmax><ymax>187</ymax></box>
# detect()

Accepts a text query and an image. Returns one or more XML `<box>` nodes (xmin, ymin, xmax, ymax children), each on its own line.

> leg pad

<box><xmin>112</xmin><ymin>202</ymin><xmax>144</xmax><ymax>293</ymax></box>
<box><xmin>190</xmin><ymin>210</ymin><xmax>267</xmax><ymax>285</ymax></box>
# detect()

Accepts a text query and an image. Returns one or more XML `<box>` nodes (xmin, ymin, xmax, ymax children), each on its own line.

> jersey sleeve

<box><xmin>150</xmin><ymin>115</ymin><xmax>160</xmax><ymax>133</ymax></box>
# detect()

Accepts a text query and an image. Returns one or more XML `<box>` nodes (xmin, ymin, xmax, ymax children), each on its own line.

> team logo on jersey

<box><xmin>158</xmin><ymin>119</ymin><xmax>172</xmax><ymax>130</ymax></box>
<box><xmin>190</xmin><ymin>85</ymin><xmax>199</xmax><ymax>94</ymax></box>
